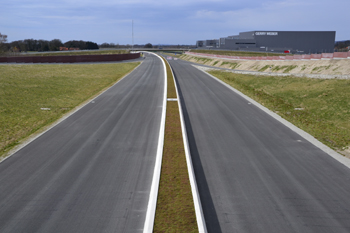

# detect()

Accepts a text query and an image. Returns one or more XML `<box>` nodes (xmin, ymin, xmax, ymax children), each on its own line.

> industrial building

<box><xmin>196</xmin><ymin>39</ymin><xmax>219</xmax><ymax>48</ymax></box>
<box><xmin>197</xmin><ymin>31</ymin><xmax>336</xmax><ymax>53</ymax></box>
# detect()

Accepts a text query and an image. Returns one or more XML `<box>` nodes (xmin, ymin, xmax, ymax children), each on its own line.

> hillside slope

<box><xmin>180</xmin><ymin>54</ymin><xmax>350</xmax><ymax>76</ymax></box>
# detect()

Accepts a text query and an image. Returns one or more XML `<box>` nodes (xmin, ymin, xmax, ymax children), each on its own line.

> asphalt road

<box><xmin>168</xmin><ymin>58</ymin><xmax>350</xmax><ymax>233</ymax></box>
<box><xmin>0</xmin><ymin>53</ymin><xmax>164</xmax><ymax>232</ymax></box>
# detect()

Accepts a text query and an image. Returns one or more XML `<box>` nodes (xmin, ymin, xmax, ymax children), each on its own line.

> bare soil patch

<box><xmin>181</xmin><ymin>54</ymin><xmax>350</xmax><ymax>75</ymax></box>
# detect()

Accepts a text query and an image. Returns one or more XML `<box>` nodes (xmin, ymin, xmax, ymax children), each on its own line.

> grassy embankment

<box><xmin>192</xmin><ymin>49</ymin><xmax>288</xmax><ymax>57</ymax></box>
<box><xmin>181</xmin><ymin>49</ymin><xmax>292</xmax><ymax>70</ymax></box>
<box><xmin>0</xmin><ymin>63</ymin><xmax>139</xmax><ymax>159</ymax></box>
<box><xmin>153</xmin><ymin>58</ymin><xmax>198</xmax><ymax>232</ymax></box>
<box><xmin>15</xmin><ymin>50</ymin><xmax>130</xmax><ymax>56</ymax></box>
<box><xmin>208</xmin><ymin>70</ymin><xmax>350</xmax><ymax>154</ymax></box>
<box><xmin>160</xmin><ymin>51</ymin><xmax>183</xmax><ymax>58</ymax></box>
<box><xmin>179</xmin><ymin>53</ymin><xmax>243</xmax><ymax>70</ymax></box>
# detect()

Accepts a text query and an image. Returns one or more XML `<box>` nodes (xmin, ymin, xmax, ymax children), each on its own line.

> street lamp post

<box><xmin>132</xmin><ymin>20</ymin><xmax>134</xmax><ymax>51</ymax></box>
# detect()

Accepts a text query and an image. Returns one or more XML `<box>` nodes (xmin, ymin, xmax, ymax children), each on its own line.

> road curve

<box><xmin>0</xmin><ymin>53</ymin><xmax>165</xmax><ymax>233</ymax></box>
<box><xmin>169</xmin><ymin>58</ymin><xmax>350</xmax><ymax>233</ymax></box>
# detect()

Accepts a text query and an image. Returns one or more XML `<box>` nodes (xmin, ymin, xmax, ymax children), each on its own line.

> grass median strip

<box><xmin>208</xmin><ymin>70</ymin><xmax>350</xmax><ymax>154</ymax></box>
<box><xmin>0</xmin><ymin>62</ymin><xmax>139</xmax><ymax>159</ymax></box>
<box><xmin>153</xmin><ymin>58</ymin><xmax>198</xmax><ymax>232</ymax></box>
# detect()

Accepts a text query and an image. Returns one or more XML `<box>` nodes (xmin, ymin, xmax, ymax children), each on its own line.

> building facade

<box><xmin>196</xmin><ymin>39</ymin><xmax>219</xmax><ymax>48</ymax></box>
<box><xmin>197</xmin><ymin>31</ymin><xmax>336</xmax><ymax>53</ymax></box>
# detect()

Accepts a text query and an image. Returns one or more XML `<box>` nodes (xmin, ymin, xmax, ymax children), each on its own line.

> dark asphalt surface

<box><xmin>169</xmin><ymin>58</ymin><xmax>350</xmax><ymax>233</ymax></box>
<box><xmin>0</xmin><ymin>53</ymin><xmax>164</xmax><ymax>232</ymax></box>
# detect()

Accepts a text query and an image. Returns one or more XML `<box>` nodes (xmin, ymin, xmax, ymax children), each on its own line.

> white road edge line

<box><xmin>195</xmin><ymin>66</ymin><xmax>350</xmax><ymax>169</ymax></box>
<box><xmin>0</xmin><ymin>62</ymin><xmax>143</xmax><ymax>164</ymax></box>
<box><xmin>167</xmin><ymin>59</ymin><xmax>207</xmax><ymax>233</ymax></box>
<box><xmin>143</xmin><ymin>52</ymin><xmax>167</xmax><ymax>233</ymax></box>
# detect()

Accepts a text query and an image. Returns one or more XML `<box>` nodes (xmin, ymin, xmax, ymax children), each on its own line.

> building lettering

<box><xmin>255</xmin><ymin>32</ymin><xmax>278</xmax><ymax>36</ymax></box>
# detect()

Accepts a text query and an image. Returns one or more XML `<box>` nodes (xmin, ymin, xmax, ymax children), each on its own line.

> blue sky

<box><xmin>1</xmin><ymin>0</ymin><xmax>349</xmax><ymax>45</ymax></box>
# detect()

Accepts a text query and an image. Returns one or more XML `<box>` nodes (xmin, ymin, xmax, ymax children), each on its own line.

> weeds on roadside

<box><xmin>209</xmin><ymin>70</ymin><xmax>350</xmax><ymax>151</ymax></box>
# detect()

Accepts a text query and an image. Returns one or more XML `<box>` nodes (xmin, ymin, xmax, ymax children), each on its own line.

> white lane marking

<box><xmin>143</xmin><ymin>52</ymin><xmax>167</xmax><ymax>233</ymax></box>
<box><xmin>0</xmin><ymin>62</ymin><xmax>143</xmax><ymax>164</ymax></box>
<box><xmin>167</xmin><ymin>98</ymin><xmax>178</xmax><ymax>101</ymax></box>
<box><xmin>167</xmin><ymin>60</ymin><xmax>207</xmax><ymax>233</ymax></box>
<box><xmin>195</xmin><ymin>66</ymin><xmax>350</xmax><ymax>169</ymax></box>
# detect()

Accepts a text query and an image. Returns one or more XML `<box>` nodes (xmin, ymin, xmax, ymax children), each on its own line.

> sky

<box><xmin>1</xmin><ymin>0</ymin><xmax>349</xmax><ymax>45</ymax></box>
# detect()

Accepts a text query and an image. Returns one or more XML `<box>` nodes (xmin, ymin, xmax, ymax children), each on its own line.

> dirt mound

<box><xmin>181</xmin><ymin>54</ymin><xmax>350</xmax><ymax>76</ymax></box>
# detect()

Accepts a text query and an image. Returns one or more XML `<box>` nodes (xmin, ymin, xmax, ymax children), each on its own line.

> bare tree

<box><xmin>0</xmin><ymin>33</ymin><xmax>8</xmax><ymax>53</ymax></box>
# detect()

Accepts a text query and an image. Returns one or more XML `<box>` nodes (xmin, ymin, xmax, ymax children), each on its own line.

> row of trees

<box><xmin>8</xmin><ymin>39</ymin><xmax>64</xmax><ymax>52</ymax></box>
<box><xmin>0</xmin><ymin>33</ymin><xmax>99</xmax><ymax>53</ymax></box>
<box><xmin>63</xmin><ymin>40</ymin><xmax>98</xmax><ymax>50</ymax></box>
<box><xmin>100</xmin><ymin>43</ymin><xmax>123</xmax><ymax>48</ymax></box>
<box><xmin>1</xmin><ymin>33</ymin><xmax>195</xmax><ymax>54</ymax></box>
<box><xmin>99</xmin><ymin>43</ymin><xmax>145</xmax><ymax>49</ymax></box>
<box><xmin>99</xmin><ymin>42</ymin><xmax>194</xmax><ymax>49</ymax></box>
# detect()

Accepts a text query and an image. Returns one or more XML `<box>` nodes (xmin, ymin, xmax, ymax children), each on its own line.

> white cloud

<box><xmin>1</xmin><ymin>0</ymin><xmax>349</xmax><ymax>43</ymax></box>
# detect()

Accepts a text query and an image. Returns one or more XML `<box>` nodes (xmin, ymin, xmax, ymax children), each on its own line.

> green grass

<box><xmin>259</xmin><ymin>65</ymin><xmax>271</xmax><ymax>72</ymax></box>
<box><xmin>196</xmin><ymin>57</ymin><xmax>212</xmax><ymax>63</ymax></box>
<box><xmin>272</xmin><ymin>65</ymin><xmax>286</xmax><ymax>71</ymax></box>
<box><xmin>153</xmin><ymin>58</ymin><xmax>197</xmax><ymax>232</ymax></box>
<box><xmin>18</xmin><ymin>50</ymin><xmax>129</xmax><ymax>56</ymax></box>
<box><xmin>268</xmin><ymin>65</ymin><xmax>298</xmax><ymax>73</ymax></box>
<box><xmin>259</xmin><ymin>65</ymin><xmax>298</xmax><ymax>73</ymax></box>
<box><xmin>208</xmin><ymin>70</ymin><xmax>350</xmax><ymax>151</ymax></box>
<box><xmin>192</xmin><ymin>49</ymin><xmax>288</xmax><ymax>57</ymax></box>
<box><xmin>222</xmin><ymin>62</ymin><xmax>239</xmax><ymax>69</ymax></box>
<box><xmin>283</xmin><ymin>65</ymin><xmax>298</xmax><ymax>73</ymax></box>
<box><xmin>312</xmin><ymin>65</ymin><xmax>332</xmax><ymax>73</ymax></box>
<box><xmin>0</xmin><ymin>63</ymin><xmax>139</xmax><ymax>158</ymax></box>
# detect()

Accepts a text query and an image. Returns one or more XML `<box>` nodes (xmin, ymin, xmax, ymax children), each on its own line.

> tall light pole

<box><xmin>132</xmin><ymin>20</ymin><xmax>134</xmax><ymax>51</ymax></box>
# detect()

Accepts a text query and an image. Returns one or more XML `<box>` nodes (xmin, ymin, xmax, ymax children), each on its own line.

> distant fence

<box><xmin>0</xmin><ymin>53</ymin><xmax>140</xmax><ymax>63</ymax></box>
<box><xmin>185</xmin><ymin>51</ymin><xmax>350</xmax><ymax>61</ymax></box>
